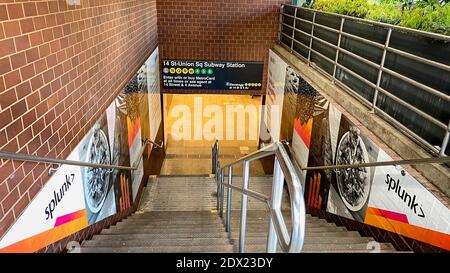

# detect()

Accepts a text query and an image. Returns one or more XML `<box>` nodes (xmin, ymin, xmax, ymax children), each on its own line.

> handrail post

<box><xmin>371</xmin><ymin>28</ymin><xmax>392</xmax><ymax>112</ymax></box>
<box><xmin>278</xmin><ymin>5</ymin><xmax>284</xmax><ymax>43</ymax></box>
<box><xmin>239</xmin><ymin>160</ymin><xmax>250</xmax><ymax>253</ymax></box>
<box><xmin>440</xmin><ymin>121</ymin><xmax>450</xmax><ymax>157</ymax></box>
<box><xmin>225</xmin><ymin>165</ymin><xmax>233</xmax><ymax>232</ymax></box>
<box><xmin>267</xmin><ymin>158</ymin><xmax>285</xmax><ymax>253</ymax></box>
<box><xmin>220</xmin><ymin>168</ymin><xmax>225</xmax><ymax>218</ymax></box>
<box><xmin>290</xmin><ymin>7</ymin><xmax>298</xmax><ymax>53</ymax></box>
<box><xmin>307</xmin><ymin>11</ymin><xmax>316</xmax><ymax>65</ymax></box>
<box><xmin>216</xmin><ymin>169</ymin><xmax>220</xmax><ymax>212</ymax></box>
<box><xmin>332</xmin><ymin>17</ymin><xmax>345</xmax><ymax>83</ymax></box>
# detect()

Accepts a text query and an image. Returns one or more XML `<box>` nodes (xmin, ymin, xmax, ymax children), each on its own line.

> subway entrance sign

<box><xmin>162</xmin><ymin>60</ymin><xmax>264</xmax><ymax>90</ymax></box>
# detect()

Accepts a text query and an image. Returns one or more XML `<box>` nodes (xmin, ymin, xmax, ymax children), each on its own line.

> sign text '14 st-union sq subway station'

<box><xmin>162</xmin><ymin>60</ymin><xmax>264</xmax><ymax>91</ymax></box>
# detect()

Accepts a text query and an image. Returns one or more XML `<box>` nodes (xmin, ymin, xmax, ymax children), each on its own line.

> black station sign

<box><xmin>161</xmin><ymin>60</ymin><xmax>264</xmax><ymax>90</ymax></box>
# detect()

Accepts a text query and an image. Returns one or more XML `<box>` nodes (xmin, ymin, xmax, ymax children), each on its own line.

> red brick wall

<box><xmin>0</xmin><ymin>0</ymin><xmax>158</xmax><ymax>239</ymax></box>
<box><xmin>156</xmin><ymin>0</ymin><xmax>289</xmax><ymax>95</ymax></box>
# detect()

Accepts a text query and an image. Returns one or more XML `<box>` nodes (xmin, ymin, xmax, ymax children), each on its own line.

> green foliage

<box><xmin>366</xmin><ymin>3</ymin><xmax>404</xmax><ymax>24</ymax></box>
<box><xmin>313</xmin><ymin>0</ymin><xmax>371</xmax><ymax>18</ymax></box>
<box><xmin>310</xmin><ymin>0</ymin><xmax>450</xmax><ymax>35</ymax></box>
<box><xmin>400</xmin><ymin>3</ymin><xmax>450</xmax><ymax>35</ymax></box>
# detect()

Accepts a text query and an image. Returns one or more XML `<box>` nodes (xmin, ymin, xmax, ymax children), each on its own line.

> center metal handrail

<box><xmin>0</xmin><ymin>139</ymin><xmax>163</xmax><ymax>174</ymax></box>
<box><xmin>214</xmin><ymin>141</ymin><xmax>306</xmax><ymax>253</ymax></box>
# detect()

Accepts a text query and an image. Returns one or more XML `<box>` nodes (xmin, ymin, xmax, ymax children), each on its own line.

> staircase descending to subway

<box><xmin>80</xmin><ymin>176</ymin><xmax>401</xmax><ymax>253</ymax></box>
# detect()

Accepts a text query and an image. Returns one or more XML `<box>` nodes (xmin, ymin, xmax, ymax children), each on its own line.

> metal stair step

<box><xmin>83</xmin><ymin>238</ymin><xmax>231</xmax><ymax>247</ymax></box>
<box><xmin>92</xmin><ymin>233</ymin><xmax>230</xmax><ymax>240</ymax></box>
<box><xmin>120</xmin><ymin>219</ymin><xmax>223</xmax><ymax>225</ymax></box>
<box><xmin>230</xmin><ymin>236</ymin><xmax>376</xmax><ymax>245</ymax></box>
<box><xmin>80</xmin><ymin>245</ymin><xmax>235</xmax><ymax>253</ymax></box>
<box><xmin>103</xmin><ymin>226</ymin><xmax>227</xmax><ymax>234</ymax></box>
<box><xmin>244</xmin><ymin>243</ymin><xmax>396</xmax><ymax>253</ymax></box>
<box><xmin>229</xmin><ymin>230</ymin><xmax>362</xmax><ymax>239</ymax></box>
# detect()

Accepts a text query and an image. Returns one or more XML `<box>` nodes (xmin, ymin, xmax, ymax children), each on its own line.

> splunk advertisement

<box><xmin>365</xmin><ymin>150</ymin><xmax>450</xmax><ymax>250</ymax></box>
<box><xmin>0</xmin><ymin>101</ymin><xmax>121</xmax><ymax>253</ymax></box>
<box><xmin>270</xmin><ymin>51</ymin><xmax>450</xmax><ymax>250</ymax></box>
<box><xmin>0</xmin><ymin>48</ymin><xmax>161</xmax><ymax>253</ymax></box>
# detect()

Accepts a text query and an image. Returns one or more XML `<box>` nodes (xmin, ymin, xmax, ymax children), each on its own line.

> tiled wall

<box><xmin>156</xmin><ymin>0</ymin><xmax>289</xmax><ymax>95</ymax></box>
<box><xmin>0</xmin><ymin>0</ymin><xmax>158</xmax><ymax>239</ymax></box>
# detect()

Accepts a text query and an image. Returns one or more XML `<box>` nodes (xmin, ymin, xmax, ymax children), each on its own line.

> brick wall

<box><xmin>0</xmin><ymin>0</ymin><xmax>158</xmax><ymax>239</ymax></box>
<box><xmin>156</xmin><ymin>0</ymin><xmax>289</xmax><ymax>95</ymax></box>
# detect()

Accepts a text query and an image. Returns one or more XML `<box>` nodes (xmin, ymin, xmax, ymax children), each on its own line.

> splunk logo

<box><xmin>45</xmin><ymin>174</ymin><xmax>75</xmax><ymax>220</ymax></box>
<box><xmin>385</xmin><ymin>174</ymin><xmax>425</xmax><ymax>218</ymax></box>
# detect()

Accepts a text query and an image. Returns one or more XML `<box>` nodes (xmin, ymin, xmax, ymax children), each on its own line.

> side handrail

<box><xmin>215</xmin><ymin>141</ymin><xmax>306</xmax><ymax>253</ymax></box>
<box><xmin>0</xmin><ymin>139</ymin><xmax>163</xmax><ymax>174</ymax></box>
<box><xmin>280</xmin><ymin>140</ymin><xmax>450</xmax><ymax>171</ymax></box>
<box><xmin>300</xmin><ymin>156</ymin><xmax>450</xmax><ymax>171</ymax></box>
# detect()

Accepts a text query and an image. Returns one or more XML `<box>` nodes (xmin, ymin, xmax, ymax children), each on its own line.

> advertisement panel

<box><xmin>147</xmin><ymin>47</ymin><xmax>162</xmax><ymax>143</ymax></box>
<box><xmin>0</xmin><ymin>153</ymin><xmax>87</xmax><ymax>252</ymax></box>
<box><xmin>366</xmin><ymin>150</ymin><xmax>450</xmax><ymax>250</ymax></box>
<box><xmin>264</xmin><ymin>50</ymin><xmax>287</xmax><ymax>142</ymax></box>
<box><xmin>0</xmin><ymin>48</ymin><xmax>162</xmax><ymax>253</ymax></box>
<box><xmin>117</xmin><ymin>47</ymin><xmax>162</xmax><ymax>201</ymax></box>
<box><xmin>326</xmin><ymin>115</ymin><xmax>380</xmax><ymax>223</ymax></box>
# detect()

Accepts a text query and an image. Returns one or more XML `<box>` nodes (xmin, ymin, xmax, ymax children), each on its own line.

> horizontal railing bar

<box><xmin>316</xmin><ymin>64</ymin><xmax>444</xmax><ymax>154</ymax></box>
<box><xmin>338</xmin><ymin>47</ymin><xmax>381</xmax><ymax>69</ymax></box>
<box><xmin>335</xmin><ymin>62</ymin><xmax>377</xmax><ymax>88</ymax></box>
<box><xmin>224</xmin><ymin>183</ymin><xmax>270</xmax><ymax>203</ymax></box>
<box><xmin>340</xmin><ymin>31</ymin><xmax>385</xmax><ymax>49</ymax></box>
<box><xmin>377</xmin><ymin>87</ymin><xmax>448</xmax><ymax>130</ymax></box>
<box><xmin>281</xmin><ymin>12</ymin><xmax>295</xmax><ymax>19</ymax></box>
<box><xmin>288</xmin><ymin>28</ymin><xmax>383</xmax><ymax>70</ymax></box>
<box><xmin>0</xmin><ymin>139</ymin><xmax>157</xmax><ymax>171</ymax></box>
<box><xmin>381</xmin><ymin>67</ymin><xmax>450</xmax><ymax>102</ymax></box>
<box><xmin>307</xmin><ymin>44</ymin><xmax>379</xmax><ymax>89</ymax></box>
<box><xmin>280</xmin><ymin>31</ymin><xmax>296</xmax><ymax>41</ymax></box>
<box><xmin>332</xmin><ymin>73</ymin><xmax>375</xmax><ymax>108</ymax></box>
<box><xmin>220</xmin><ymin>144</ymin><xmax>277</xmax><ymax>170</ymax></box>
<box><xmin>281</xmin><ymin>22</ymin><xmax>295</xmax><ymax>30</ymax></box>
<box><xmin>281</xmin><ymin>11</ymin><xmax>385</xmax><ymax>49</ymax></box>
<box><xmin>295</xmin><ymin>16</ymin><xmax>313</xmax><ymax>26</ymax></box>
<box><xmin>292</xmin><ymin>38</ymin><xmax>310</xmax><ymax>50</ymax></box>
<box><xmin>311</xmin><ymin>34</ymin><xmax>339</xmax><ymax>49</ymax></box>
<box><xmin>0</xmin><ymin>151</ymin><xmax>136</xmax><ymax>171</ymax></box>
<box><xmin>373</xmin><ymin>106</ymin><xmax>442</xmax><ymax>154</ymax></box>
<box><xmin>312</xmin><ymin>21</ymin><xmax>340</xmax><ymax>34</ymax></box>
<box><xmin>301</xmin><ymin>156</ymin><xmax>450</xmax><ymax>171</ymax></box>
<box><xmin>305</xmin><ymin>33</ymin><xmax>449</xmax><ymax>103</ymax></box>
<box><xmin>386</xmin><ymin>46</ymin><xmax>450</xmax><ymax>72</ymax></box>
